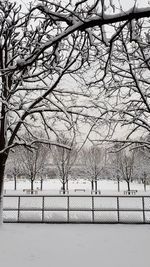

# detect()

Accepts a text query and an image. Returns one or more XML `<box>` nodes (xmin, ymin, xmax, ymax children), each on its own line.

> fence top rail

<box><xmin>3</xmin><ymin>194</ymin><xmax>150</xmax><ymax>198</ymax></box>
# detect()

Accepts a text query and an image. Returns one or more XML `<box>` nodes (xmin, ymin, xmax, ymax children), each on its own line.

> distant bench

<box><xmin>91</xmin><ymin>190</ymin><xmax>101</xmax><ymax>195</ymax></box>
<box><xmin>59</xmin><ymin>189</ymin><xmax>69</xmax><ymax>194</ymax></box>
<box><xmin>74</xmin><ymin>189</ymin><xmax>85</xmax><ymax>193</ymax></box>
<box><xmin>23</xmin><ymin>189</ymin><xmax>38</xmax><ymax>195</ymax></box>
<box><xmin>124</xmin><ymin>190</ymin><xmax>138</xmax><ymax>195</ymax></box>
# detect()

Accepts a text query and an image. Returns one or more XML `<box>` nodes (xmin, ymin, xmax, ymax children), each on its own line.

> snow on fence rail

<box><xmin>3</xmin><ymin>194</ymin><xmax>150</xmax><ymax>223</ymax></box>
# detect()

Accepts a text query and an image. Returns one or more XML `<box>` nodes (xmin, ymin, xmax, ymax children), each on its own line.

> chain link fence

<box><xmin>3</xmin><ymin>194</ymin><xmax>150</xmax><ymax>223</ymax></box>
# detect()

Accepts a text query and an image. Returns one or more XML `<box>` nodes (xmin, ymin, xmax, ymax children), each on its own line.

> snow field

<box><xmin>4</xmin><ymin>178</ymin><xmax>150</xmax><ymax>193</ymax></box>
<box><xmin>0</xmin><ymin>224</ymin><xmax>150</xmax><ymax>267</ymax></box>
<box><xmin>1</xmin><ymin>179</ymin><xmax>150</xmax><ymax>267</ymax></box>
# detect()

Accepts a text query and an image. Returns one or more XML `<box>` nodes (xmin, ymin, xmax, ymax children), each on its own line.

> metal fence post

<box><xmin>42</xmin><ymin>196</ymin><xmax>45</xmax><ymax>222</ymax></box>
<box><xmin>92</xmin><ymin>196</ymin><xmax>94</xmax><ymax>223</ymax></box>
<box><xmin>18</xmin><ymin>196</ymin><xmax>21</xmax><ymax>222</ymax></box>
<box><xmin>142</xmin><ymin>196</ymin><xmax>145</xmax><ymax>223</ymax></box>
<box><xmin>117</xmin><ymin>196</ymin><xmax>120</xmax><ymax>223</ymax></box>
<box><xmin>67</xmin><ymin>195</ymin><xmax>70</xmax><ymax>222</ymax></box>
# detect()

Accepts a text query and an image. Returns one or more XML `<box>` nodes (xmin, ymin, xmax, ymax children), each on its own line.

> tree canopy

<box><xmin>1</xmin><ymin>0</ymin><xmax>150</xmax><ymax>222</ymax></box>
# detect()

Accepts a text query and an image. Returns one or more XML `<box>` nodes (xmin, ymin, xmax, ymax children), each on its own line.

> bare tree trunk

<box><xmin>91</xmin><ymin>180</ymin><xmax>94</xmax><ymax>191</ymax></box>
<box><xmin>144</xmin><ymin>181</ymin><xmax>147</xmax><ymax>192</ymax></box>
<box><xmin>62</xmin><ymin>177</ymin><xmax>66</xmax><ymax>194</ymax></box>
<box><xmin>95</xmin><ymin>179</ymin><xmax>98</xmax><ymax>194</ymax></box>
<box><xmin>14</xmin><ymin>174</ymin><xmax>17</xmax><ymax>191</ymax></box>
<box><xmin>0</xmin><ymin>157</ymin><xmax>6</xmax><ymax>225</ymax></box>
<box><xmin>127</xmin><ymin>180</ymin><xmax>130</xmax><ymax>193</ymax></box>
<box><xmin>40</xmin><ymin>177</ymin><xmax>43</xmax><ymax>191</ymax></box>
<box><xmin>117</xmin><ymin>177</ymin><xmax>120</xmax><ymax>192</ymax></box>
<box><xmin>31</xmin><ymin>179</ymin><xmax>34</xmax><ymax>194</ymax></box>
<box><xmin>66</xmin><ymin>178</ymin><xmax>68</xmax><ymax>191</ymax></box>
<box><xmin>0</xmin><ymin>176</ymin><xmax>4</xmax><ymax>225</ymax></box>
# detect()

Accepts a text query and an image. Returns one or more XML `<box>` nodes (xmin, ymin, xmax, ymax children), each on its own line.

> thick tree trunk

<box><xmin>0</xmin><ymin>174</ymin><xmax>4</xmax><ymax>225</ymax></box>
<box><xmin>127</xmin><ymin>180</ymin><xmax>130</xmax><ymax>192</ymax></box>
<box><xmin>62</xmin><ymin>182</ymin><xmax>66</xmax><ymax>194</ymax></box>
<box><xmin>0</xmin><ymin>157</ymin><xmax>7</xmax><ymax>225</ymax></box>
<box><xmin>91</xmin><ymin>180</ymin><xmax>94</xmax><ymax>191</ymax></box>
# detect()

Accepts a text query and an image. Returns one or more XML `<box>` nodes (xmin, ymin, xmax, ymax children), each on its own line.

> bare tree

<box><xmin>0</xmin><ymin>0</ymin><xmax>95</xmax><ymax>222</ymax></box>
<box><xmin>1</xmin><ymin>0</ymin><xmax>150</xmax><ymax>224</ymax></box>
<box><xmin>120</xmin><ymin>150</ymin><xmax>135</xmax><ymax>192</ymax></box>
<box><xmin>88</xmin><ymin>11</ymin><xmax>150</xmax><ymax>148</ymax></box>
<box><xmin>51</xmin><ymin>134</ymin><xmax>78</xmax><ymax>194</ymax></box>
<box><xmin>141</xmin><ymin>172</ymin><xmax>148</xmax><ymax>192</ymax></box>
<box><xmin>134</xmin><ymin>139</ymin><xmax>150</xmax><ymax>191</ymax></box>
<box><xmin>20</xmin><ymin>135</ymin><xmax>49</xmax><ymax>194</ymax></box>
<box><xmin>108</xmin><ymin>142</ymin><xmax>124</xmax><ymax>192</ymax></box>
<box><xmin>81</xmin><ymin>146</ymin><xmax>106</xmax><ymax>193</ymax></box>
<box><xmin>112</xmin><ymin>147</ymin><xmax>135</xmax><ymax>192</ymax></box>
<box><xmin>5</xmin><ymin>149</ymin><xmax>22</xmax><ymax>191</ymax></box>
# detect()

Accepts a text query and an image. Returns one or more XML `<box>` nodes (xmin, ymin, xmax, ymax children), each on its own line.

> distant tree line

<box><xmin>5</xmin><ymin>134</ymin><xmax>150</xmax><ymax>193</ymax></box>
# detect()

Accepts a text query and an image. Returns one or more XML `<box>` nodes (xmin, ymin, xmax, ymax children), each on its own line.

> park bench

<box><xmin>59</xmin><ymin>189</ymin><xmax>69</xmax><ymax>194</ymax></box>
<box><xmin>23</xmin><ymin>189</ymin><xmax>38</xmax><ymax>195</ymax></box>
<box><xmin>91</xmin><ymin>190</ymin><xmax>101</xmax><ymax>195</ymax></box>
<box><xmin>74</xmin><ymin>189</ymin><xmax>85</xmax><ymax>192</ymax></box>
<box><xmin>124</xmin><ymin>190</ymin><xmax>137</xmax><ymax>195</ymax></box>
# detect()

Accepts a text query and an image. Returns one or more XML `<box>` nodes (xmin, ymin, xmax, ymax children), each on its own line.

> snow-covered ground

<box><xmin>0</xmin><ymin>223</ymin><xmax>150</xmax><ymax>267</ymax></box>
<box><xmin>2</xmin><ymin>180</ymin><xmax>150</xmax><ymax>266</ymax></box>
<box><xmin>4</xmin><ymin>178</ymin><xmax>150</xmax><ymax>195</ymax></box>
